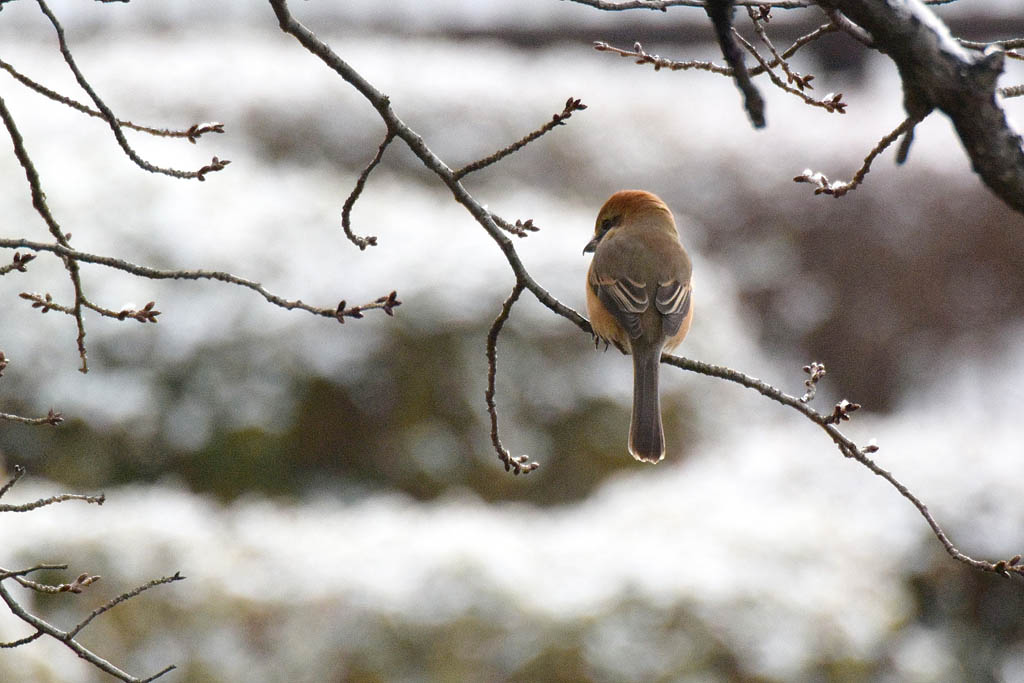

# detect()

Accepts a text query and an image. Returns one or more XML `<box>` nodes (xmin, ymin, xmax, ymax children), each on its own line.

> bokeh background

<box><xmin>2</xmin><ymin>0</ymin><xmax>1024</xmax><ymax>680</ymax></box>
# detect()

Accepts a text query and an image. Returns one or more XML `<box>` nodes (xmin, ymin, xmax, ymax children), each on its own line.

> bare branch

<box><xmin>660</xmin><ymin>355</ymin><xmax>1024</xmax><ymax>578</ymax></box>
<box><xmin>341</xmin><ymin>129</ymin><xmax>394</xmax><ymax>250</ymax></box>
<box><xmin>747</xmin><ymin>6</ymin><xmax>816</xmax><ymax>92</ymax></box>
<box><xmin>485</xmin><ymin>281</ymin><xmax>538</xmax><ymax>475</ymax></box>
<box><xmin>19</xmin><ymin>292</ymin><xmax>161</xmax><ymax>324</ymax></box>
<box><xmin>268</xmin><ymin>0</ymin><xmax>1024</xmax><ymax>577</ymax></box>
<box><xmin>0</xmin><ymin>407</ymin><xmax>64</xmax><ymax>427</ymax></box>
<box><xmin>0</xmin><ymin>577</ymin><xmax>177</xmax><ymax>682</ymax></box>
<box><xmin>0</xmin><ymin>631</ymin><xmax>44</xmax><ymax>648</ymax></box>
<box><xmin>0</xmin><ymin>465</ymin><xmax>26</xmax><ymax>499</ymax></box>
<box><xmin>815</xmin><ymin>0</ymin><xmax>1024</xmax><ymax>214</ymax></box>
<box><xmin>563</xmin><ymin>0</ymin><xmax>957</xmax><ymax>8</ymax></box>
<box><xmin>268</xmin><ymin>0</ymin><xmax>589</xmax><ymax>337</ymax></box>
<box><xmin>594</xmin><ymin>21</ymin><xmax>838</xmax><ymax>78</ymax></box>
<box><xmin>793</xmin><ymin>115</ymin><xmax>919</xmax><ymax>197</ymax></box>
<box><xmin>14</xmin><ymin>572</ymin><xmax>100</xmax><ymax>595</ymax></box>
<box><xmin>0</xmin><ymin>564</ymin><xmax>70</xmax><ymax>581</ymax></box>
<box><xmin>0</xmin><ymin>251</ymin><xmax>36</xmax><ymax>276</ymax></box>
<box><xmin>959</xmin><ymin>37</ymin><xmax>1024</xmax><ymax>52</ymax></box>
<box><xmin>68</xmin><ymin>572</ymin><xmax>185</xmax><ymax>639</ymax></box>
<box><xmin>0</xmin><ymin>491</ymin><xmax>104</xmax><ymax>513</ymax></box>
<box><xmin>0</xmin><ymin>238</ymin><xmax>398</xmax><ymax>324</ymax></box>
<box><xmin>33</xmin><ymin>0</ymin><xmax>229</xmax><ymax>181</ymax></box>
<box><xmin>0</xmin><ymin>59</ymin><xmax>225</xmax><ymax>142</ymax></box>
<box><xmin>706</xmin><ymin>0</ymin><xmax>766</xmax><ymax>128</ymax></box>
<box><xmin>453</xmin><ymin>97</ymin><xmax>588</xmax><ymax>180</ymax></box>
<box><xmin>733</xmin><ymin>29</ymin><xmax>847</xmax><ymax>112</ymax></box>
<box><xmin>490</xmin><ymin>215</ymin><xmax>541</xmax><ymax>239</ymax></box>
<box><xmin>0</xmin><ymin>93</ymin><xmax>89</xmax><ymax>372</ymax></box>
<box><xmin>563</xmin><ymin>0</ymin><xmax>815</xmax><ymax>9</ymax></box>
<box><xmin>822</xmin><ymin>8</ymin><xmax>873</xmax><ymax>46</ymax></box>
<box><xmin>594</xmin><ymin>40</ymin><xmax>732</xmax><ymax>74</ymax></box>
<box><xmin>0</xmin><ymin>470</ymin><xmax>183</xmax><ymax>680</ymax></box>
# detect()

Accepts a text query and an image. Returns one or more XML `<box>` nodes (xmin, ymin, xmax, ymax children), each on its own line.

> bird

<box><xmin>584</xmin><ymin>190</ymin><xmax>693</xmax><ymax>463</ymax></box>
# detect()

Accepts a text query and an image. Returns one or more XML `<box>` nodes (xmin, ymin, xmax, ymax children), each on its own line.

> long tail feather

<box><xmin>629</xmin><ymin>347</ymin><xmax>665</xmax><ymax>463</ymax></box>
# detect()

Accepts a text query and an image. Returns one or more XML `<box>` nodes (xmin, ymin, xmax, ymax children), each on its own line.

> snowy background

<box><xmin>2</xmin><ymin>0</ymin><xmax>1024</xmax><ymax>681</ymax></box>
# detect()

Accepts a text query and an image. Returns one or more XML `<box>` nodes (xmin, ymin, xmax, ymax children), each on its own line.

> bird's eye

<box><xmin>600</xmin><ymin>215</ymin><xmax>620</xmax><ymax>234</ymax></box>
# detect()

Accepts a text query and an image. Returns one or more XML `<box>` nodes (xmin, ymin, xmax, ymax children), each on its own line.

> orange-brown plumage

<box><xmin>584</xmin><ymin>190</ymin><xmax>692</xmax><ymax>462</ymax></box>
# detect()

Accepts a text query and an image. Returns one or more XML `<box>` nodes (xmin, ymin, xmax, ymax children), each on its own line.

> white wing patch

<box><xmin>605</xmin><ymin>277</ymin><xmax>648</xmax><ymax>314</ymax></box>
<box><xmin>656</xmin><ymin>280</ymin><xmax>691</xmax><ymax>337</ymax></box>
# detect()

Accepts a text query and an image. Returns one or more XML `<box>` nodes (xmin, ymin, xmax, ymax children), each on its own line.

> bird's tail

<box><xmin>629</xmin><ymin>346</ymin><xmax>665</xmax><ymax>463</ymax></box>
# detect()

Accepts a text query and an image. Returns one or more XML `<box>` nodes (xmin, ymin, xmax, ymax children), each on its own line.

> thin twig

<box><xmin>0</xmin><ymin>59</ymin><xmax>225</xmax><ymax>142</ymax></box>
<box><xmin>454</xmin><ymin>97</ymin><xmax>587</xmax><ymax>180</ymax></box>
<box><xmin>0</xmin><ymin>465</ymin><xmax>27</xmax><ymax>499</ymax></box>
<box><xmin>19</xmin><ymin>292</ymin><xmax>160</xmax><ymax>324</ymax></box>
<box><xmin>959</xmin><ymin>37</ymin><xmax>1024</xmax><ymax>52</ymax></box>
<box><xmin>793</xmin><ymin>115</ymin><xmax>919</xmax><ymax>197</ymax></box>
<box><xmin>485</xmin><ymin>281</ymin><xmax>538</xmax><ymax>475</ymax></box>
<box><xmin>0</xmin><ymin>408</ymin><xmax>64</xmax><ymax>426</ymax></box>
<box><xmin>0</xmin><ymin>631</ymin><xmax>43</xmax><ymax>648</ymax></box>
<box><xmin>14</xmin><ymin>572</ymin><xmax>100</xmax><ymax>594</ymax></box>
<box><xmin>563</xmin><ymin>0</ymin><xmax>953</xmax><ymax>8</ymax></box>
<box><xmin>0</xmin><ymin>492</ymin><xmax>104</xmax><ymax>513</ymax></box>
<box><xmin>268</xmin><ymin>0</ymin><xmax>588</xmax><ymax>335</ymax></box>
<box><xmin>341</xmin><ymin>129</ymin><xmax>394</xmax><ymax>250</ymax></box>
<box><xmin>0</xmin><ymin>578</ymin><xmax>177</xmax><ymax>682</ymax></box>
<box><xmin>593</xmin><ymin>22</ymin><xmax>836</xmax><ymax>78</ymax></box>
<box><xmin>68</xmin><ymin>572</ymin><xmax>185</xmax><ymax>639</ymax></box>
<box><xmin>0</xmin><ymin>472</ymin><xmax>181</xmax><ymax>679</ymax></box>
<box><xmin>490</xmin><ymin>214</ymin><xmax>541</xmax><ymax>239</ymax></box>
<box><xmin>593</xmin><ymin>40</ymin><xmax>732</xmax><ymax>74</ymax></box>
<box><xmin>0</xmin><ymin>251</ymin><xmax>36</xmax><ymax>276</ymax></box>
<box><xmin>0</xmin><ymin>93</ymin><xmax>90</xmax><ymax>372</ymax></box>
<box><xmin>660</xmin><ymin>355</ymin><xmax>1024</xmax><ymax>578</ymax></box>
<box><xmin>563</xmin><ymin>0</ymin><xmax>815</xmax><ymax>9</ymax></box>
<box><xmin>733</xmin><ymin>29</ymin><xmax>847</xmax><ymax>112</ymax></box>
<box><xmin>0</xmin><ymin>564</ymin><xmax>70</xmax><ymax>581</ymax></box>
<box><xmin>0</xmin><ymin>238</ymin><xmax>399</xmax><ymax>324</ymax></box>
<box><xmin>823</xmin><ymin>8</ymin><xmax>873</xmax><ymax>47</ymax></box>
<box><xmin>34</xmin><ymin>0</ymin><xmax>229</xmax><ymax>181</ymax></box>
<box><xmin>748</xmin><ymin>5</ymin><xmax>816</xmax><ymax>92</ymax></box>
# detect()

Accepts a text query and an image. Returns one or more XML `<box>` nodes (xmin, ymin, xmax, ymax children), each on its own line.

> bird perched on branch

<box><xmin>584</xmin><ymin>190</ymin><xmax>693</xmax><ymax>463</ymax></box>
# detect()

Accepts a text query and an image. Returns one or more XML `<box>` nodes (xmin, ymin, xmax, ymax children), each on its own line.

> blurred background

<box><xmin>2</xmin><ymin>0</ymin><xmax>1024</xmax><ymax>680</ymax></box>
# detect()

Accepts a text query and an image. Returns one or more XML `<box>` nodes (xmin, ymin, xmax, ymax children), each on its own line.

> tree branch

<box><xmin>0</xmin><ymin>468</ymin><xmax>184</xmax><ymax>680</ymax></box>
<box><xmin>0</xmin><ymin>58</ymin><xmax>225</xmax><ymax>142</ymax></box>
<box><xmin>0</xmin><ymin>92</ymin><xmax>90</xmax><ymax>371</ymax></box>
<box><xmin>814</xmin><ymin>0</ymin><xmax>1024</xmax><ymax>214</ymax></box>
<box><xmin>265</xmin><ymin>0</ymin><xmax>1023</xmax><ymax>579</ymax></box>
<box><xmin>33</xmin><ymin>0</ymin><xmax>229</xmax><ymax>181</ymax></box>
<box><xmin>661</xmin><ymin>354</ymin><xmax>1023</xmax><ymax>578</ymax></box>
<box><xmin>706</xmin><ymin>0</ymin><xmax>766</xmax><ymax>127</ymax></box>
<box><xmin>0</xmin><ymin>238</ymin><xmax>399</xmax><ymax>324</ymax></box>
<box><xmin>485</xmin><ymin>281</ymin><xmax>539</xmax><ymax>474</ymax></box>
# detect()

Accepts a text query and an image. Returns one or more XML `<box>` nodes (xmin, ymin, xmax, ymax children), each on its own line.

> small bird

<box><xmin>584</xmin><ymin>190</ymin><xmax>693</xmax><ymax>463</ymax></box>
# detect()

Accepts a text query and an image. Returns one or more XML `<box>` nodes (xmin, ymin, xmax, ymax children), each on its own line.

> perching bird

<box><xmin>584</xmin><ymin>190</ymin><xmax>693</xmax><ymax>463</ymax></box>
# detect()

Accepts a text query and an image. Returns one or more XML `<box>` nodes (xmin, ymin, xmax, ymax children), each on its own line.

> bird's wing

<box><xmin>590</xmin><ymin>274</ymin><xmax>648</xmax><ymax>341</ymax></box>
<box><xmin>655</xmin><ymin>279</ymin><xmax>691</xmax><ymax>338</ymax></box>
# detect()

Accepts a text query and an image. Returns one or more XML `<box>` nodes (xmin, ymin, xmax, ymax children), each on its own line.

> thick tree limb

<box><xmin>815</xmin><ymin>0</ymin><xmax>1024</xmax><ymax>214</ymax></box>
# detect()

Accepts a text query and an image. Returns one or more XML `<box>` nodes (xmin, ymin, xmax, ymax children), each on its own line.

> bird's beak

<box><xmin>583</xmin><ymin>235</ymin><xmax>599</xmax><ymax>254</ymax></box>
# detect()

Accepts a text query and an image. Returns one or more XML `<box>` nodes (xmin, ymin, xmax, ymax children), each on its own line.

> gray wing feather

<box><xmin>595</xmin><ymin>277</ymin><xmax>648</xmax><ymax>340</ymax></box>
<box><xmin>656</xmin><ymin>280</ymin><xmax>691</xmax><ymax>338</ymax></box>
